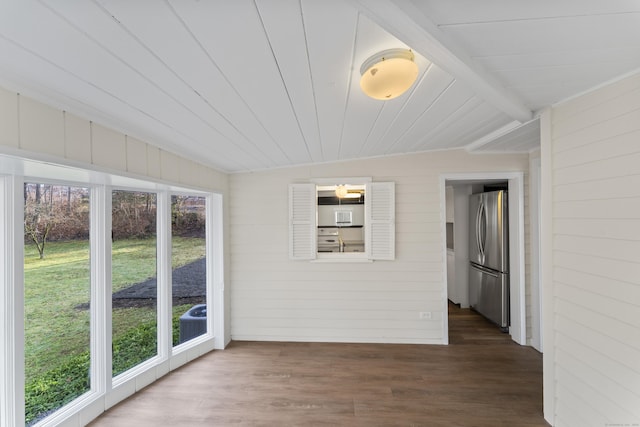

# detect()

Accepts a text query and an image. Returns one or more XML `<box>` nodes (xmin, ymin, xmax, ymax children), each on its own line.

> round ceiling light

<box><xmin>360</xmin><ymin>48</ymin><xmax>418</xmax><ymax>100</ymax></box>
<box><xmin>335</xmin><ymin>185</ymin><xmax>348</xmax><ymax>198</ymax></box>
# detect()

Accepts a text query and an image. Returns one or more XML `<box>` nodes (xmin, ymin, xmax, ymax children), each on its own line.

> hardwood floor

<box><xmin>89</xmin><ymin>303</ymin><xmax>548</xmax><ymax>426</ymax></box>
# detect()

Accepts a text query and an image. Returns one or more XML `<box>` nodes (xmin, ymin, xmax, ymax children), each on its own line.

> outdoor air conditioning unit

<box><xmin>179</xmin><ymin>304</ymin><xmax>207</xmax><ymax>344</ymax></box>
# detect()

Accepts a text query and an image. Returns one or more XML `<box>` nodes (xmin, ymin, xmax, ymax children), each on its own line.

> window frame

<box><xmin>289</xmin><ymin>178</ymin><xmax>395</xmax><ymax>262</ymax></box>
<box><xmin>0</xmin><ymin>154</ymin><xmax>224</xmax><ymax>427</ymax></box>
<box><xmin>0</xmin><ymin>174</ymin><xmax>25</xmax><ymax>427</ymax></box>
<box><xmin>169</xmin><ymin>192</ymin><xmax>211</xmax><ymax>350</ymax></box>
<box><xmin>110</xmin><ymin>187</ymin><xmax>163</xmax><ymax>384</ymax></box>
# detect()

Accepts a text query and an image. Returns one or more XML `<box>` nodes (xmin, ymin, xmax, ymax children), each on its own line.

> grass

<box><xmin>24</xmin><ymin>236</ymin><xmax>205</xmax><ymax>423</ymax></box>
<box><xmin>24</xmin><ymin>240</ymin><xmax>91</xmax><ymax>382</ymax></box>
<box><xmin>25</xmin><ymin>304</ymin><xmax>194</xmax><ymax>425</ymax></box>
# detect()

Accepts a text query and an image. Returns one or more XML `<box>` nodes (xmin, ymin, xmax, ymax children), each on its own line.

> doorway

<box><xmin>440</xmin><ymin>172</ymin><xmax>527</xmax><ymax>345</ymax></box>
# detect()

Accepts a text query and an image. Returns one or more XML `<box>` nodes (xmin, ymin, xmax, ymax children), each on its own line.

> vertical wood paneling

<box><xmin>230</xmin><ymin>150</ymin><xmax>528</xmax><ymax>344</ymax></box>
<box><xmin>0</xmin><ymin>86</ymin><xmax>19</xmax><ymax>148</ymax></box>
<box><xmin>184</xmin><ymin>161</ymin><xmax>203</xmax><ymax>188</ymax></box>
<box><xmin>146</xmin><ymin>145</ymin><xmax>161</xmax><ymax>179</ymax></box>
<box><xmin>549</xmin><ymin>72</ymin><xmax>640</xmax><ymax>425</ymax></box>
<box><xmin>0</xmin><ymin>88</ymin><xmax>229</xmax><ymax>196</ymax></box>
<box><xmin>64</xmin><ymin>112</ymin><xmax>91</xmax><ymax>164</ymax></box>
<box><xmin>125</xmin><ymin>136</ymin><xmax>147</xmax><ymax>176</ymax></box>
<box><xmin>178</xmin><ymin>157</ymin><xmax>198</xmax><ymax>187</ymax></box>
<box><xmin>91</xmin><ymin>123</ymin><xmax>126</xmax><ymax>171</ymax></box>
<box><xmin>19</xmin><ymin>95</ymin><xmax>64</xmax><ymax>157</ymax></box>
<box><xmin>160</xmin><ymin>151</ymin><xmax>180</xmax><ymax>183</ymax></box>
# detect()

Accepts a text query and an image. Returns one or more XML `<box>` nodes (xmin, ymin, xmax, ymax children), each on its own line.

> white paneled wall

<box><xmin>92</xmin><ymin>123</ymin><xmax>127</xmax><ymax>171</ymax></box>
<box><xmin>229</xmin><ymin>150</ymin><xmax>529</xmax><ymax>344</ymax></box>
<box><xmin>0</xmin><ymin>87</ymin><xmax>228</xmax><ymax>192</ymax></box>
<box><xmin>64</xmin><ymin>112</ymin><xmax>92</xmax><ymax>163</ymax></box>
<box><xmin>125</xmin><ymin>136</ymin><xmax>148</xmax><ymax>176</ymax></box>
<box><xmin>546</xmin><ymin>72</ymin><xmax>640</xmax><ymax>426</ymax></box>
<box><xmin>19</xmin><ymin>95</ymin><xmax>65</xmax><ymax>156</ymax></box>
<box><xmin>0</xmin><ymin>87</ymin><xmax>19</xmax><ymax>148</ymax></box>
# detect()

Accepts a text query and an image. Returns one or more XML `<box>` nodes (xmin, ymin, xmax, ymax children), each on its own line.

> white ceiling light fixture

<box><xmin>335</xmin><ymin>185</ymin><xmax>348</xmax><ymax>198</ymax></box>
<box><xmin>360</xmin><ymin>48</ymin><xmax>419</xmax><ymax>100</ymax></box>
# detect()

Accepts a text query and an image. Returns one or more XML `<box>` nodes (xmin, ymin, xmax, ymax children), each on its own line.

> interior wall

<box><xmin>229</xmin><ymin>149</ymin><xmax>529</xmax><ymax>344</ymax></box>
<box><xmin>544</xmin><ymin>72</ymin><xmax>640</xmax><ymax>425</ymax></box>
<box><xmin>0</xmin><ymin>85</ymin><xmax>232</xmax><ymax>346</ymax></box>
<box><xmin>452</xmin><ymin>184</ymin><xmax>471</xmax><ymax>308</ymax></box>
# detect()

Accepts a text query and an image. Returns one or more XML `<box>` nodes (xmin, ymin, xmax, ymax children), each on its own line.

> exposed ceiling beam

<box><xmin>464</xmin><ymin>120</ymin><xmax>522</xmax><ymax>152</ymax></box>
<box><xmin>348</xmin><ymin>0</ymin><xmax>533</xmax><ymax>123</ymax></box>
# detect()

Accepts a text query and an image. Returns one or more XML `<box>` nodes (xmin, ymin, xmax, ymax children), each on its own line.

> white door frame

<box><xmin>440</xmin><ymin>172</ymin><xmax>527</xmax><ymax>345</ymax></box>
<box><xmin>529</xmin><ymin>157</ymin><xmax>542</xmax><ymax>352</ymax></box>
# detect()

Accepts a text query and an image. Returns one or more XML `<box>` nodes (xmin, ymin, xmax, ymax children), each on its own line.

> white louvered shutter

<box><xmin>289</xmin><ymin>183</ymin><xmax>316</xmax><ymax>260</ymax></box>
<box><xmin>366</xmin><ymin>182</ymin><xmax>395</xmax><ymax>260</ymax></box>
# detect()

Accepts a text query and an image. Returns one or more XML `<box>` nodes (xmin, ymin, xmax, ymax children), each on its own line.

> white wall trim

<box><xmin>539</xmin><ymin>108</ymin><xmax>555</xmax><ymax>425</ymax></box>
<box><xmin>208</xmin><ymin>193</ymin><xmax>226</xmax><ymax>349</ymax></box>
<box><xmin>529</xmin><ymin>156</ymin><xmax>542</xmax><ymax>352</ymax></box>
<box><xmin>0</xmin><ymin>175</ymin><xmax>24</xmax><ymax>427</ymax></box>
<box><xmin>440</xmin><ymin>172</ymin><xmax>527</xmax><ymax>345</ymax></box>
<box><xmin>439</xmin><ymin>180</ymin><xmax>450</xmax><ymax>345</ymax></box>
<box><xmin>508</xmin><ymin>173</ymin><xmax>527</xmax><ymax>345</ymax></box>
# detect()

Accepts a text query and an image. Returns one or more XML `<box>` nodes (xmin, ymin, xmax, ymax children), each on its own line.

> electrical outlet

<box><xmin>419</xmin><ymin>311</ymin><xmax>432</xmax><ymax>320</ymax></box>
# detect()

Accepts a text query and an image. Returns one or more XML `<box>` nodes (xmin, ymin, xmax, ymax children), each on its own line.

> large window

<box><xmin>23</xmin><ymin>183</ymin><xmax>91</xmax><ymax>426</ymax></box>
<box><xmin>171</xmin><ymin>195</ymin><xmax>207</xmax><ymax>346</ymax></box>
<box><xmin>111</xmin><ymin>190</ymin><xmax>158</xmax><ymax>376</ymax></box>
<box><xmin>1</xmin><ymin>154</ymin><xmax>222</xmax><ymax>427</ymax></box>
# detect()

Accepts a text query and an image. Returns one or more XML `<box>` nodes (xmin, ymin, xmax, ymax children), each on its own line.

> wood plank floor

<box><xmin>89</xmin><ymin>303</ymin><xmax>548</xmax><ymax>426</ymax></box>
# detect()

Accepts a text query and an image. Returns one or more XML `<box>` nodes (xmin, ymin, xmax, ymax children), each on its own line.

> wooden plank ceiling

<box><xmin>0</xmin><ymin>0</ymin><xmax>639</xmax><ymax>172</ymax></box>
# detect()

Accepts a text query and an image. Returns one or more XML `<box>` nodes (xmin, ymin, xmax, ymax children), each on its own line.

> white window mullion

<box><xmin>0</xmin><ymin>175</ymin><xmax>25</xmax><ymax>427</ymax></box>
<box><xmin>208</xmin><ymin>193</ymin><xmax>225</xmax><ymax>349</ymax></box>
<box><xmin>156</xmin><ymin>192</ymin><xmax>172</xmax><ymax>361</ymax></box>
<box><xmin>91</xmin><ymin>185</ymin><xmax>111</xmax><ymax>394</ymax></box>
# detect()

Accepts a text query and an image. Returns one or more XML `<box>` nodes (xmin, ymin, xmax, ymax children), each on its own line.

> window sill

<box><xmin>312</xmin><ymin>255</ymin><xmax>373</xmax><ymax>263</ymax></box>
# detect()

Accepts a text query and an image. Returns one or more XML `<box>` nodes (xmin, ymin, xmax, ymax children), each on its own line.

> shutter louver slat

<box><xmin>289</xmin><ymin>183</ymin><xmax>316</xmax><ymax>260</ymax></box>
<box><xmin>368</xmin><ymin>182</ymin><xmax>395</xmax><ymax>260</ymax></box>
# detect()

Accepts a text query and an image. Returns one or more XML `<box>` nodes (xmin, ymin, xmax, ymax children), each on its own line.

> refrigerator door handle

<box><xmin>477</xmin><ymin>201</ymin><xmax>486</xmax><ymax>264</ymax></box>
<box><xmin>475</xmin><ymin>201</ymin><xmax>482</xmax><ymax>260</ymax></box>
<box><xmin>470</xmin><ymin>263</ymin><xmax>499</xmax><ymax>278</ymax></box>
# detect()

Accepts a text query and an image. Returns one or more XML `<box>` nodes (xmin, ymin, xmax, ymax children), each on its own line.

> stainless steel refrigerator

<box><xmin>468</xmin><ymin>190</ymin><xmax>509</xmax><ymax>330</ymax></box>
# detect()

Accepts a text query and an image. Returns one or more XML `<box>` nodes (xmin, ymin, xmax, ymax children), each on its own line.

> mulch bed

<box><xmin>77</xmin><ymin>258</ymin><xmax>206</xmax><ymax>309</ymax></box>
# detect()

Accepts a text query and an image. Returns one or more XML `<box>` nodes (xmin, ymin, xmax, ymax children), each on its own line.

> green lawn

<box><xmin>24</xmin><ymin>236</ymin><xmax>206</xmax><ymax>382</ymax></box>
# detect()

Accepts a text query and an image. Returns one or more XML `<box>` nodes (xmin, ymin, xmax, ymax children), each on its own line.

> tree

<box><xmin>24</xmin><ymin>184</ymin><xmax>57</xmax><ymax>259</ymax></box>
<box><xmin>112</xmin><ymin>191</ymin><xmax>157</xmax><ymax>240</ymax></box>
<box><xmin>171</xmin><ymin>195</ymin><xmax>205</xmax><ymax>237</ymax></box>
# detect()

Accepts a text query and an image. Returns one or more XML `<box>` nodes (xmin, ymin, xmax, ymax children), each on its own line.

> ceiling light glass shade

<box><xmin>360</xmin><ymin>48</ymin><xmax>418</xmax><ymax>100</ymax></box>
<box><xmin>335</xmin><ymin>185</ymin><xmax>348</xmax><ymax>198</ymax></box>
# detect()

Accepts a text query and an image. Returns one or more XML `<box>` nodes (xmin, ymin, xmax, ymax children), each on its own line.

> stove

<box><xmin>317</xmin><ymin>227</ymin><xmax>342</xmax><ymax>252</ymax></box>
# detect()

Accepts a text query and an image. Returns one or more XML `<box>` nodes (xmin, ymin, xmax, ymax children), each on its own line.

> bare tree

<box><xmin>24</xmin><ymin>184</ymin><xmax>57</xmax><ymax>259</ymax></box>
